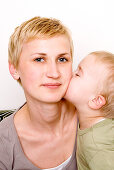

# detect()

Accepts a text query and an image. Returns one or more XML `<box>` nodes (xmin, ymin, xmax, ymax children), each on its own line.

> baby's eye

<box><xmin>35</xmin><ymin>57</ymin><xmax>44</xmax><ymax>62</ymax></box>
<box><xmin>74</xmin><ymin>71</ymin><xmax>80</xmax><ymax>77</ymax></box>
<box><xmin>58</xmin><ymin>57</ymin><xmax>68</xmax><ymax>62</ymax></box>
<box><xmin>75</xmin><ymin>73</ymin><xmax>80</xmax><ymax>76</ymax></box>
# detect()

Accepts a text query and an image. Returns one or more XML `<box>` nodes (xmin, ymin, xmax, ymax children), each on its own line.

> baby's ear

<box><xmin>9</xmin><ymin>63</ymin><xmax>20</xmax><ymax>80</ymax></box>
<box><xmin>88</xmin><ymin>95</ymin><xmax>106</xmax><ymax>110</ymax></box>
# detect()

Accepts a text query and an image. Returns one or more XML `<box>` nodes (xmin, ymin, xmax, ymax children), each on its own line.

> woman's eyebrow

<box><xmin>58</xmin><ymin>53</ymin><xmax>71</xmax><ymax>57</ymax></box>
<box><xmin>31</xmin><ymin>53</ymin><xmax>47</xmax><ymax>56</ymax></box>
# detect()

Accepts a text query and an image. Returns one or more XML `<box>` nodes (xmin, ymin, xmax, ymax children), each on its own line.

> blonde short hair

<box><xmin>89</xmin><ymin>51</ymin><xmax>114</xmax><ymax>118</ymax></box>
<box><xmin>8</xmin><ymin>16</ymin><xmax>73</xmax><ymax>68</ymax></box>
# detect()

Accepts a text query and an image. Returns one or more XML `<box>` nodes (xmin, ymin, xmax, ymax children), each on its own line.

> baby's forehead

<box><xmin>80</xmin><ymin>55</ymin><xmax>108</xmax><ymax>74</ymax></box>
<box><xmin>81</xmin><ymin>54</ymin><xmax>105</xmax><ymax>67</ymax></box>
<box><xmin>79</xmin><ymin>54</ymin><xmax>96</xmax><ymax>67</ymax></box>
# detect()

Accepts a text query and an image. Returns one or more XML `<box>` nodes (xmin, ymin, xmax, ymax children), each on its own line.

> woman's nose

<box><xmin>46</xmin><ymin>62</ymin><xmax>60</xmax><ymax>79</ymax></box>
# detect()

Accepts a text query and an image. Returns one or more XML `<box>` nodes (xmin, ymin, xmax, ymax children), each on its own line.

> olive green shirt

<box><xmin>77</xmin><ymin>118</ymin><xmax>114</xmax><ymax>170</ymax></box>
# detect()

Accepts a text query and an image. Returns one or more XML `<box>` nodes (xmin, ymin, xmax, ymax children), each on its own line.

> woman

<box><xmin>0</xmin><ymin>16</ymin><xmax>78</xmax><ymax>170</ymax></box>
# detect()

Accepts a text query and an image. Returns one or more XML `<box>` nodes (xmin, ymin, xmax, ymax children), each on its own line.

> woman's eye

<box><xmin>35</xmin><ymin>58</ymin><xmax>44</xmax><ymax>62</ymax></box>
<box><xmin>58</xmin><ymin>57</ymin><xmax>68</xmax><ymax>62</ymax></box>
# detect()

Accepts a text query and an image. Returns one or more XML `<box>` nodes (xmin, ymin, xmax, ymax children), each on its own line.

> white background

<box><xmin>0</xmin><ymin>0</ymin><xmax>114</xmax><ymax>109</ymax></box>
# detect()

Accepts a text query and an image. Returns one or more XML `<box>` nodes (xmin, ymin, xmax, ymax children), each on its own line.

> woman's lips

<box><xmin>42</xmin><ymin>83</ymin><xmax>61</xmax><ymax>89</ymax></box>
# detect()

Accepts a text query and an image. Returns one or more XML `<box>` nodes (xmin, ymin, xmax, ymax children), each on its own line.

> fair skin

<box><xmin>9</xmin><ymin>35</ymin><xmax>77</xmax><ymax>169</ymax></box>
<box><xmin>65</xmin><ymin>55</ymin><xmax>107</xmax><ymax>130</ymax></box>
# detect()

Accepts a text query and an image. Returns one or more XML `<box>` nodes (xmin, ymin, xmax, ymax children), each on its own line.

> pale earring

<box><xmin>13</xmin><ymin>71</ymin><xmax>20</xmax><ymax>80</ymax></box>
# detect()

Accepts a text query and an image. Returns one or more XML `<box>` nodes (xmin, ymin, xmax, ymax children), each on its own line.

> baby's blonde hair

<box><xmin>8</xmin><ymin>16</ymin><xmax>73</xmax><ymax>68</ymax></box>
<box><xmin>90</xmin><ymin>51</ymin><xmax>114</xmax><ymax>118</ymax></box>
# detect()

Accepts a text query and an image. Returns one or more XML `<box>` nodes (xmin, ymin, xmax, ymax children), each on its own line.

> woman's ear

<box><xmin>88</xmin><ymin>95</ymin><xmax>106</xmax><ymax>110</ymax></box>
<box><xmin>9</xmin><ymin>63</ymin><xmax>20</xmax><ymax>80</ymax></box>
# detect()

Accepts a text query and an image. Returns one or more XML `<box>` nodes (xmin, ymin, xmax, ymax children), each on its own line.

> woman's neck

<box><xmin>17</xmin><ymin>99</ymin><xmax>75</xmax><ymax>135</ymax></box>
<box><xmin>27</xmin><ymin>100</ymin><xmax>62</xmax><ymax>123</ymax></box>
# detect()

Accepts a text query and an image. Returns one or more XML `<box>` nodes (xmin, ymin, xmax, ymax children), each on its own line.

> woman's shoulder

<box><xmin>0</xmin><ymin>104</ymin><xmax>26</xmax><ymax>135</ymax></box>
<box><xmin>0</xmin><ymin>113</ymin><xmax>17</xmax><ymax>169</ymax></box>
<box><xmin>0</xmin><ymin>113</ymin><xmax>15</xmax><ymax>139</ymax></box>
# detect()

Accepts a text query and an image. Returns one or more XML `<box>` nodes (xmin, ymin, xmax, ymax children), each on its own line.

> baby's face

<box><xmin>65</xmin><ymin>55</ymin><xmax>107</xmax><ymax>107</ymax></box>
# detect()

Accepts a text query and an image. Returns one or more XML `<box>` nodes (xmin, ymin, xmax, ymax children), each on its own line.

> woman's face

<box><xmin>14</xmin><ymin>35</ymin><xmax>72</xmax><ymax>103</ymax></box>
